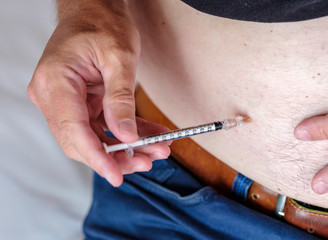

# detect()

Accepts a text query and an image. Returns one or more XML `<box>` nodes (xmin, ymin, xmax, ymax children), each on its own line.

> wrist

<box><xmin>53</xmin><ymin>0</ymin><xmax>139</xmax><ymax>55</ymax></box>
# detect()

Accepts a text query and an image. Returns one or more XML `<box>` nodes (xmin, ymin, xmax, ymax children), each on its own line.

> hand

<box><xmin>28</xmin><ymin>0</ymin><xmax>170</xmax><ymax>187</ymax></box>
<box><xmin>294</xmin><ymin>114</ymin><xmax>328</xmax><ymax>194</ymax></box>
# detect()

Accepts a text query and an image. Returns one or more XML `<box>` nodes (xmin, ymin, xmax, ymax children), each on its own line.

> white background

<box><xmin>0</xmin><ymin>0</ymin><xmax>93</xmax><ymax>239</ymax></box>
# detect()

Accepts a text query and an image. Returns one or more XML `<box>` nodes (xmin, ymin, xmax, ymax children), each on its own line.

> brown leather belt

<box><xmin>135</xmin><ymin>85</ymin><xmax>328</xmax><ymax>238</ymax></box>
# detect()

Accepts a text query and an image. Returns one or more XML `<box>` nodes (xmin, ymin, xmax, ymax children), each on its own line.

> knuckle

<box><xmin>56</xmin><ymin>120</ymin><xmax>86</xmax><ymax>161</ymax></box>
<box><xmin>28</xmin><ymin>64</ymin><xmax>50</xmax><ymax>103</ymax></box>
<box><xmin>58</xmin><ymin>119</ymin><xmax>89</xmax><ymax>139</ymax></box>
<box><xmin>32</xmin><ymin>64</ymin><xmax>49</xmax><ymax>86</ymax></box>
<box><xmin>53</xmin><ymin>125</ymin><xmax>78</xmax><ymax>161</ymax></box>
<box><xmin>57</xmin><ymin>119</ymin><xmax>77</xmax><ymax>144</ymax></box>
<box><xmin>57</xmin><ymin>120</ymin><xmax>74</xmax><ymax>140</ymax></box>
<box><xmin>115</xmin><ymin>47</ymin><xmax>139</xmax><ymax>63</ymax></box>
<box><xmin>27</xmin><ymin>82</ymin><xmax>37</xmax><ymax>104</ymax></box>
<box><xmin>108</xmin><ymin>87</ymin><xmax>135</xmax><ymax>106</ymax></box>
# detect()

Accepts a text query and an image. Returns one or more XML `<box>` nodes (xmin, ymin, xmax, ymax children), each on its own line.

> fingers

<box><xmin>88</xmin><ymin>120</ymin><xmax>168</xmax><ymax>177</ymax></box>
<box><xmin>136</xmin><ymin>142</ymin><xmax>171</xmax><ymax>160</ymax></box>
<box><xmin>99</xmin><ymin>117</ymin><xmax>171</xmax><ymax>174</ymax></box>
<box><xmin>66</xmin><ymin>121</ymin><xmax>124</xmax><ymax>187</ymax></box>
<box><xmin>113</xmin><ymin>151</ymin><xmax>153</xmax><ymax>174</ymax></box>
<box><xmin>312</xmin><ymin>166</ymin><xmax>328</xmax><ymax>194</ymax></box>
<box><xmin>294</xmin><ymin>114</ymin><xmax>328</xmax><ymax>141</ymax></box>
<box><xmin>108</xmin><ymin>140</ymin><xmax>170</xmax><ymax>175</ymax></box>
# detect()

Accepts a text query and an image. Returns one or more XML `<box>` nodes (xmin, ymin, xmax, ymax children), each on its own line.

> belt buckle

<box><xmin>275</xmin><ymin>194</ymin><xmax>287</xmax><ymax>217</ymax></box>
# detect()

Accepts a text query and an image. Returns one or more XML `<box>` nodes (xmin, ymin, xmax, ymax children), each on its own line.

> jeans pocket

<box><xmin>126</xmin><ymin>157</ymin><xmax>216</xmax><ymax>206</ymax></box>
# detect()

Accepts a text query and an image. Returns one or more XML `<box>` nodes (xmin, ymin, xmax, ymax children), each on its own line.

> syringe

<box><xmin>103</xmin><ymin>116</ymin><xmax>251</xmax><ymax>157</ymax></box>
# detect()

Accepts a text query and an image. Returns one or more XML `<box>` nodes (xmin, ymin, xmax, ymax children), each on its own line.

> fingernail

<box><xmin>313</xmin><ymin>181</ymin><xmax>328</xmax><ymax>194</ymax></box>
<box><xmin>133</xmin><ymin>164</ymin><xmax>150</xmax><ymax>172</ymax></box>
<box><xmin>119</xmin><ymin>119</ymin><xmax>137</xmax><ymax>134</ymax></box>
<box><xmin>295</xmin><ymin>129</ymin><xmax>312</xmax><ymax>141</ymax></box>
<box><xmin>153</xmin><ymin>152</ymin><xmax>167</xmax><ymax>160</ymax></box>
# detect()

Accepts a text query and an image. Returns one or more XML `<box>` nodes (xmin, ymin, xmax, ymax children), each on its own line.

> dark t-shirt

<box><xmin>180</xmin><ymin>0</ymin><xmax>328</xmax><ymax>22</ymax></box>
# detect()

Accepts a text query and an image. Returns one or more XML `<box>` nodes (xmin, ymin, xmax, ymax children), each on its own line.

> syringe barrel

<box><xmin>140</xmin><ymin>122</ymin><xmax>219</xmax><ymax>145</ymax></box>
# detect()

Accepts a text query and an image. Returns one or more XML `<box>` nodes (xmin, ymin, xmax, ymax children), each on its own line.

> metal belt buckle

<box><xmin>275</xmin><ymin>194</ymin><xmax>287</xmax><ymax>217</ymax></box>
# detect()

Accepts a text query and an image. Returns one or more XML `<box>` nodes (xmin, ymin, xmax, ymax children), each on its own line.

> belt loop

<box><xmin>275</xmin><ymin>194</ymin><xmax>287</xmax><ymax>217</ymax></box>
<box><xmin>231</xmin><ymin>173</ymin><xmax>253</xmax><ymax>202</ymax></box>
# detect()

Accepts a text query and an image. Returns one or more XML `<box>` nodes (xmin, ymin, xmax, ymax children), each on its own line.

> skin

<box><xmin>28</xmin><ymin>0</ymin><xmax>328</xmax><ymax>200</ymax></box>
<box><xmin>126</xmin><ymin>0</ymin><xmax>328</xmax><ymax>208</ymax></box>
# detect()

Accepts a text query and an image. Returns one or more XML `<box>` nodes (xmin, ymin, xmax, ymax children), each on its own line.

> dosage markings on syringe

<box><xmin>143</xmin><ymin>123</ymin><xmax>215</xmax><ymax>145</ymax></box>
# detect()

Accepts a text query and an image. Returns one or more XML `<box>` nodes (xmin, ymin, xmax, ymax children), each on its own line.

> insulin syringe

<box><xmin>103</xmin><ymin>116</ymin><xmax>251</xmax><ymax>156</ymax></box>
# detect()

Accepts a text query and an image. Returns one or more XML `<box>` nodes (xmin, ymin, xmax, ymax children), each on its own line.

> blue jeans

<box><xmin>83</xmin><ymin>157</ymin><xmax>318</xmax><ymax>240</ymax></box>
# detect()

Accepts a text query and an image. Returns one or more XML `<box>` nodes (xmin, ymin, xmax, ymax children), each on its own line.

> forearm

<box><xmin>56</xmin><ymin>0</ymin><xmax>71</xmax><ymax>20</ymax></box>
<box><xmin>56</xmin><ymin>0</ymin><xmax>129</xmax><ymax>24</ymax></box>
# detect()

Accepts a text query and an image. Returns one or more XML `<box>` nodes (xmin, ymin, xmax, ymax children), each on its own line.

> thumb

<box><xmin>294</xmin><ymin>114</ymin><xmax>328</xmax><ymax>141</ymax></box>
<box><xmin>312</xmin><ymin>165</ymin><xmax>328</xmax><ymax>194</ymax></box>
<box><xmin>102</xmin><ymin>57</ymin><xmax>139</xmax><ymax>143</ymax></box>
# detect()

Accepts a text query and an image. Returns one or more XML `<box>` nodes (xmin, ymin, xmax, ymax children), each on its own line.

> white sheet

<box><xmin>0</xmin><ymin>1</ymin><xmax>93</xmax><ymax>239</ymax></box>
